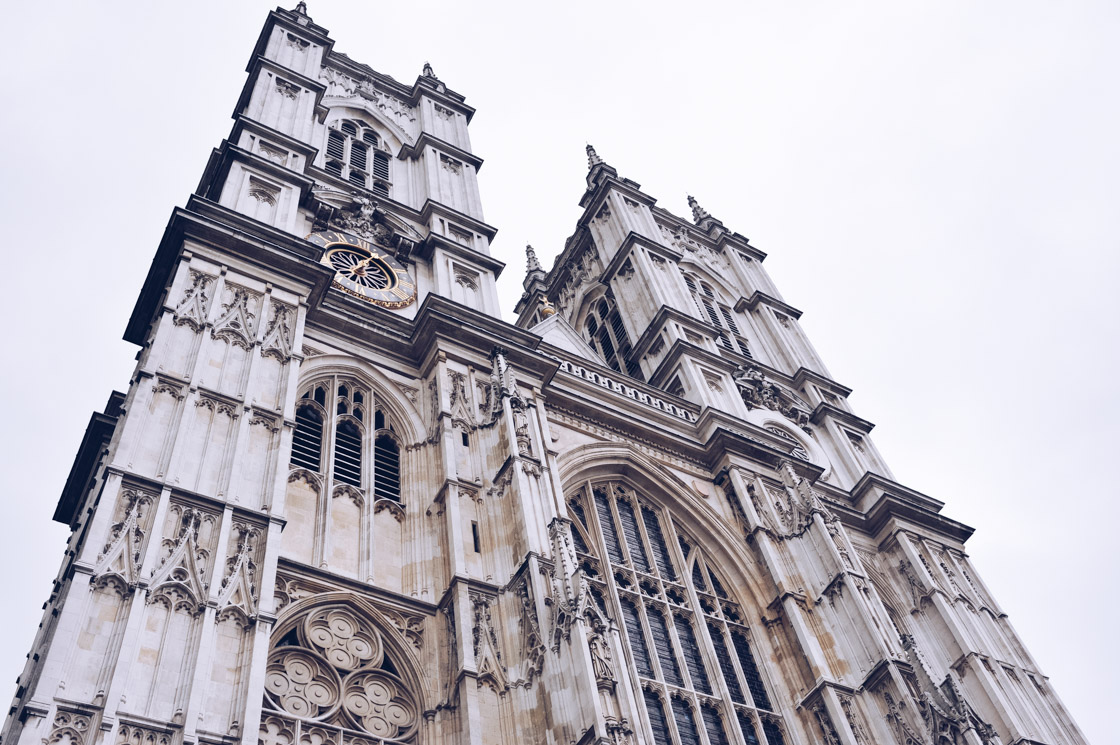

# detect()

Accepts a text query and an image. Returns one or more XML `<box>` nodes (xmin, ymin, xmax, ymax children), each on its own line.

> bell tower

<box><xmin>4</xmin><ymin>6</ymin><xmax>1089</xmax><ymax>745</ymax></box>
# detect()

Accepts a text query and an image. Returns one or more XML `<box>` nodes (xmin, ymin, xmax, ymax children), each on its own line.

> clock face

<box><xmin>308</xmin><ymin>230</ymin><xmax>416</xmax><ymax>308</ymax></box>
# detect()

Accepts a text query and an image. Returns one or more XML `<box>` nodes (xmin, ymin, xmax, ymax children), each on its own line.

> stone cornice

<box><xmin>417</xmin><ymin>233</ymin><xmax>506</xmax><ymax>276</ymax></box>
<box><xmin>736</xmin><ymin>290</ymin><xmax>803</xmax><ymax>320</ymax></box>
<box><xmin>811</xmin><ymin>403</ymin><xmax>876</xmax><ymax>434</ymax></box>
<box><xmin>416</xmin><ymin>200</ymin><xmax>499</xmax><ymax>242</ymax></box>
<box><xmin>791</xmin><ymin>367</ymin><xmax>853</xmax><ymax>398</ymax></box>
<box><xmin>125</xmin><ymin>197</ymin><xmax>334</xmax><ymax>346</ymax></box>
<box><xmin>398</xmin><ymin>132</ymin><xmax>484</xmax><ymax>171</ymax></box>
<box><xmin>600</xmin><ymin>230</ymin><xmax>681</xmax><ymax>286</ymax></box>
<box><xmin>234</xmin><ymin>54</ymin><xmax>329</xmax><ymax>126</ymax></box>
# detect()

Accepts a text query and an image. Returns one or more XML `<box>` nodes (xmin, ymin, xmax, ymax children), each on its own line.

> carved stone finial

<box><xmin>687</xmin><ymin>195</ymin><xmax>709</xmax><ymax>223</ymax></box>
<box><xmin>526</xmin><ymin>244</ymin><xmax>542</xmax><ymax>273</ymax></box>
<box><xmin>586</xmin><ymin>144</ymin><xmax>603</xmax><ymax>168</ymax></box>
<box><xmin>423</xmin><ymin>62</ymin><xmax>436</xmax><ymax>78</ymax></box>
<box><xmin>293</xmin><ymin>1</ymin><xmax>308</xmax><ymax>14</ymax></box>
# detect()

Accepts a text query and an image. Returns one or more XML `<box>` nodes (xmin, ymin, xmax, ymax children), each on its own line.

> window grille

<box><xmin>701</xmin><ymin>704</ymin><xmax>730</xmax><ymax>745</ymax></box>
<box><xmin>324</xmin><ymin>119</ymin><xmax>392</xmax><ymax>196</ymax></box>
<box><xmin>620</xmin><ymin>597</ymin><xmax>655</xmax><ymax>678</ymax></box>
<box><xmin>333</xmin><ymin>419</ymin><xmax>363</xmax><ymax>487</ymax></box>
<box><xmin>293</xmin><ymin>380</ymin><xmax>404</xmax><ymax>507</ymax></box>
<box><xmin>671</xmin><ymin>698</ymin><xmax>701</xmax><ymax>745</ymax></box>
<box><xmin>373</xmin><ymin>434</ymin><xmax>400</xmax><ymax>503</ymax></box>
<box><xmin>675</xmin><ymin>615</ymin><xmax>711</xmax><ymax>694</ymax></box>
<box><xmin>732</xmin><ymin>631</ymin><xmax>772</xmax><ymax>711</ymax></box>
<box><xmin>617</xmin><ymin>499</ymin><xmax>651</xmax><ymax>572</ymax></box>
<box><xmin>576</xmin><ymin>481</ymin><xmax>785</xmax><ymax>744</ymax></box>
<box><xmin>291</xmin><ymin>405</ymin><xmax>323</xmax><ymax>471</ymax></box>
<box><xmin>648</xmin><ymin>609</ymin><xmax>683</xmax><ymax>686</ymax></box>
<box><xmin>643</xmin><ymin>691</ymin><xmax>673</xmax><ymax>745</ymax></box>
<box><xmin>685</xmin><ymin>274</ymin><xmax>754</xmax><ymax>359</ymax></box>
<box><xmin>594</xmin><ymin>489</ymin><xmax>625</xmax><ymax>564</ymax></box>
<box><xmin>736</xmin><ymin>711</ymin><xmax>762</xmax><ymax>745</ymax></box>
<box><xmin>642</xmin><ymin>507</ymin><xmax>675</xmax><ymax>580</ymax></box>
<box><xmin>584</xmin><ymin>297</ymin><xmax>643</xmax><ymax>381</ymax></box>
<box><xmin>707</xmin><ymin>621</ymin><xmax>745</xmax><ymax>704</ymax></box>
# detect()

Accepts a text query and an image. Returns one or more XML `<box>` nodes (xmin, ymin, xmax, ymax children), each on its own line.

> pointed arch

<box><xmin>268</xmin><ymin>592</ymin><xmax>433</xmax><ymax>731</ymax></box>
<box><xmin>297</xmin><ymin>355</ymin><xmax>424</xmax><ymax>445</ymax></box>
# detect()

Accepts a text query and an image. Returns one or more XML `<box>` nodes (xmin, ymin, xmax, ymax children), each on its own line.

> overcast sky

<box><xmin>0</xmin><ymin>1</ymin><xmax>1115</xmax><ymax>742</ymax></box>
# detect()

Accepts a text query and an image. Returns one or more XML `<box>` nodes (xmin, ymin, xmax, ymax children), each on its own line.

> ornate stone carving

<box><xmin>263</xmin><ymin>605</ymin><xmax>420</xmax><ymax>741</ymax></box>
<box><xmin>216</xmin><ymin>523</ymin><xmax>262</xmax><ymax>623</ymax></box>
<box><xmin>94</xmin><ymin>488</ymin><xmax>155</xmax><ymax>589</ymax></box>
<box><xmin>514</xmin><ymin>578</ymin><xmax>545</xmax><ymax>684</ymax></box>
<box><xmin>116</xmin><ymin>724</ymin><xmax>171</xmax><ymax>745</ymax></box>
<box><xmin>732</xmin><ymin>364</ymin><xmax>812</xmax><ymax>434</ymax></box>
<box><xmin>47</xmin><ymin>711</ymin><xmax>92</xmax><ymax>745</ymax></box>
<box><xmin>276</xmin><ymin>78</ymin><xmax>300</xmax><ymax>100</ymax></box>
<box><xmin>470</xmin><ymin>592</ymin><xmax>507</xmax><ymax>690</ymax></box>
<box><xmin>212</xmin><ymin>284</ymin><xmax>259</xmax><ymax>350</ymax></box>
<box><xmin>173</xmin><ymin>270</ymin><xmax>214</xmax><ymax>331</ymax></box>
<box><xmin>261</xmin><ymin>301</ymin><xmax>295</xmax><ymax>361</ymax></box>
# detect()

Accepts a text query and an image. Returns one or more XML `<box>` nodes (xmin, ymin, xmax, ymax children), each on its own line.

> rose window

<box><xmin>260</xmin><ymin>605</ymin><xmax>419</xmax><ymax>745</ymax></box>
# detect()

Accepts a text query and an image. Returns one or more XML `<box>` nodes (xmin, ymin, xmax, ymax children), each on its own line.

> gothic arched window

<box><xmin>568</xmin><ymin>481</ymin><xmax>786</xmax><ymax>745</ymax></box>
<box><xmin>584</xmin><ymin>296</ymin><xmax>643</xmax><ymax>381</ymax></box>
<box><xmin>290</xmin><ymin>378</ymin><xmax>402</xmax><ymax>505</ymax></box>
<box><xmin>325</xmin><ymin>119</ymin><xmax>392</xmax><ymax>197</ymax></box>
<box><xmin>683</xmin><ymin>275</ymin><xmax>752</xmax><ymax>359</ymax></box>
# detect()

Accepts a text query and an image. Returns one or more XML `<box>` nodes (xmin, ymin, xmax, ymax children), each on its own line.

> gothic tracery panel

<box><xmin>261</xmin><ymin>604</ymin><xmax>420</xmax><ymax>745</ymax></box>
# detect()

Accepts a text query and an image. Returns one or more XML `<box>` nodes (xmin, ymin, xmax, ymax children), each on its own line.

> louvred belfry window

<box><xmin>584</xmin><ymin>296</ymin><xmax>644</xmax><ymax>381</ymax></box>
<box><xmin>290</xmin><ymin>378</ymin><xmax>404</xmax><ymax>507</ymax></box>
<box><xmin>684</xmin><ymin>274</ymin><xmax>753</xmax><ymax>358</ymax></box>
<box><xmin>323</xmin><ymin>119</ymin><xmax>392</xmax><ymax>197</ymax></box>
<box><xmin>568</xmin><ymin>481</ymin><xmax>787</xmax><ymax>745</ymax></box>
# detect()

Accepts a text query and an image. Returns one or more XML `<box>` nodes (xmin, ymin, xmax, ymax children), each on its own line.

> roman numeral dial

<box><xmin>308</xmin><ymin>229</ymin><xmax>417</xmax><ymax>309</ymax></box>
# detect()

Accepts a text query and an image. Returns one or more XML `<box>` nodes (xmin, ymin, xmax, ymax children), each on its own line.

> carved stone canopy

<box><xmin>311</xmin><ymin>187</ymin><xmax>422</xmax><ymax>260</ymax></box>
<box><xmin>733</xmin><ymin>364</ymin><xmax>813</xmax><ymax>434</ymax></box>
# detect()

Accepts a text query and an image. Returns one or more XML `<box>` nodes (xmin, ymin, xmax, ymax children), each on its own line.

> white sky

<box><xmin>0</xmin><ymin>2</ymin><xmax>1115</xmax><ymax>742</ymax></box>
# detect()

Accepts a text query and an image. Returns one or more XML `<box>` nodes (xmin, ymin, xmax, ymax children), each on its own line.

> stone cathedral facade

<box><xmin>2</xmin><ymin>5</ymin><xmax>1087</xmax><ymax>745</ymax></box>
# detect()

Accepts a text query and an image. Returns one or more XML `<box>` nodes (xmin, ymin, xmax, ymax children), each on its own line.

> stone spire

<box><xmin>586</xmin><ymin>144</ymin><xmax>604</xmax><ymax>169</ymax></box>
<box><xmin>523</xmin><ymin>243</ymin><xmax>547</xmax><ymax>292</ymax></box>
<box><xmin>687</xmin><ymin>194</ymin><xmax>725</xmax><ymax>235</ymax></box>
<box><xmin>687</xmin><ymin>195</ymin><xmax>709</xmax><ymax>224</ymax></box>
<box><xmin>525</xmin><ymin>244</ymin><xmax>542</xmax><ymax>273</ymax></box>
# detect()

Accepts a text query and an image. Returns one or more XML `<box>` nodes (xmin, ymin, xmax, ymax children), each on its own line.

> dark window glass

<box><xmin>701</xmin><ymin>703</ymin><xmax>730</xmax><ymax>745</ymax></box>
<box><xmin>737</xmin><ymin>711</ymin><xmax>761</xmax><ymax>745</ymax></box>
<box><xmin>616</xmin><ymin>499</ymin><xmax>651</xmax><ymax>572</ymax></box>
<box><xmin>732</xmin><ymin>631</ymin><xmax>772</xmax><ymax>711</ymax></box>
<box><xmin>594</xmin><ymin>489</ymin><xmax>625</xmax><ymax>564</ymax></box>
<box><xmin>761</xmin><ymin>718</ymin><xmax>785</xmax><ymax>745</ymax></box>
<box><xmin>675</xmin><ymin>615</ymin><xmax>711</xmax><ymax>694</ymax></box>
<box><xmin>619</xmin><ymin>597</ymin><xmax>654</xmax><ymax>678</ymax></box>
<box><xmin>642</xmin><ymin>507</ymin><xmax>675</xmax><ymax>580</ymax></box>
<box><xmin>707</xmin><ymin>621</ymin><xmax>745</xmax><ymax>704</ymax></box>
<box><xmin>671</xmin><ymin>697</ymin><xmax>702</xmax><ymax>745</ymax></box>
<box><xmin>643</xmin><ymin>691</ymin><xmax>672</xmax><ymax>745</ymax></box>
<box><xmin>647</xmin><ymin>609</ymin><xmax>683</xmax><ymax>686</ymax></box>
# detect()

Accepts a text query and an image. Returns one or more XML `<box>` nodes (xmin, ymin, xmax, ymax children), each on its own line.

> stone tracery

<box><xmin>261</xmin><ymin>604</ymin><xmax>420</xmax><ymax>744</ymax></box>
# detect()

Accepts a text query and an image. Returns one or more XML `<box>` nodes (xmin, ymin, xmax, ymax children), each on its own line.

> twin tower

<box><xmin>3</xmin><ymin>6</ymin><xmax>1085</xmax><ymax>745</ymax></box>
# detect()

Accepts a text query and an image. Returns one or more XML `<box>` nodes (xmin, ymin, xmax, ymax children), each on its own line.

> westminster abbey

<box><xmin>1</xmin><ymin>5</ymin><xmax>1088</xmax><ymax>745</ymax></box>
